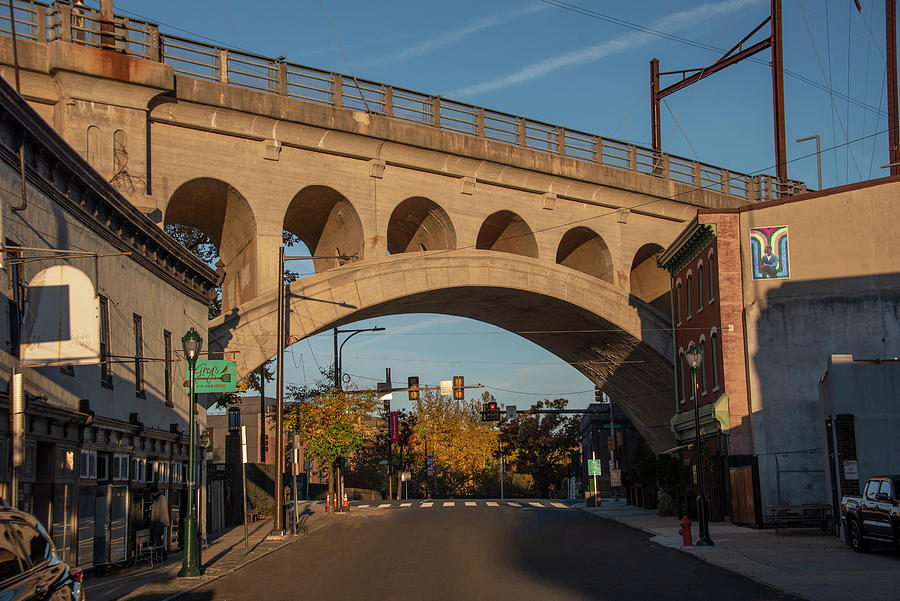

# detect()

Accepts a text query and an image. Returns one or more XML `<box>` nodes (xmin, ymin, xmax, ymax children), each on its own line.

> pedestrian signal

<box><xmin>408</xmin><ymin>376</ymin><xmax>420</xmax><ymax>401</ymax></box>
<box><xmin>452</xmin><ymin>376</ymin><xmax>464</xmax><ymax>400</ymax></box>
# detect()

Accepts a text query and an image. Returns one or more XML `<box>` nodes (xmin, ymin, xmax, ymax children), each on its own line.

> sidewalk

<box><xmin>578</xmin><ymin>499</ymin><xmax>900</xmax><ymax>601</ymax></box>
<box><xmin>85</xmin><ymin>502</ymin><xmax>328</xmax><ymax>601</ymax></box>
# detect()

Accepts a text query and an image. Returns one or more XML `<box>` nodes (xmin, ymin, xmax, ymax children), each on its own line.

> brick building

<box><xmin>659</xmin><ymin>177</ymin><xmax>900</xmax><ymax>527</ymax></box>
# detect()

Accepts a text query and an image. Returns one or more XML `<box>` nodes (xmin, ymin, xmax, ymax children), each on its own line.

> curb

<box><xmin>161</xmin><ymin>520</ymin><xmax>331</xmax><ymax>601</ymax></box>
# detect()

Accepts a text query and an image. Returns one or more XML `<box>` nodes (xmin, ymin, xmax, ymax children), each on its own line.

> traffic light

<box><xmin>616</xmin><ymin>431</ymin><xmax>624</xmax><ymax>447</ymax></box>
<box><xmin>452</xmin><ymin>376</ymin><xmax>464</xmax><ymax>400</ymax></box>
<box><xmin>595</xmin><ymin>386</ymin><xmax>602</xmax><ymax>403</ymax></box>
<box><xmin>481</xmin><ymin>401</ymin><xmax>500</xmax><ymax>422</ymax></box>
<box><xmin>408</xmin><ymin>376</ymin><xmax>420</xmax><ymax>401</ymax></box>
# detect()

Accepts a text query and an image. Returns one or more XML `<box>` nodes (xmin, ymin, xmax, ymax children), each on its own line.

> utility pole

<box><xmin>888</xmin><ymin>0</ymin><xmax>899</xmax><ymax>175</ymax></box>
<box><xmin>609</xmin><ymin>398</ymin><xmax>618</xmax><ymax>502</ymax></box>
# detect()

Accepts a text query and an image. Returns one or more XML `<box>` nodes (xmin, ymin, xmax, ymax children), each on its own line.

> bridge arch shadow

<box><xmin>477</xmin><ymin>210</ymin><xmax>538</xmax><ymax>259</ymax></box>
<box><xmin>284</xmin><ymin>185</ymin><xmax>364</xmax><ymax>272</ymax></box>
<box><xmin>387</xmin><ymin>196</ymin><xmax>456</xmax><ymax>254</ymax></box>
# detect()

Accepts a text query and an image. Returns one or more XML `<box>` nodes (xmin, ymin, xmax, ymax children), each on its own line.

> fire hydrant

<box><xmin>678</xmin><ymin>515</ymin><xmax>693</xmax><ymax>547</ymax></box>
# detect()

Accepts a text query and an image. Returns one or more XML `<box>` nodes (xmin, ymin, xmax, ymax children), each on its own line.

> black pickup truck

<box><xmin>840</xmin><ymin>475</ymin><xmax>900</xmax><ymax>552</ymax></box>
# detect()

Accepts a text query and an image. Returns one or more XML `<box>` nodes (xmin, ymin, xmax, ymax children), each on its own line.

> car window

<box><xmin>0</xmin><ymin>524</ymin><xmax>24</xmax><ymax>583</ymax></box>
<box><xmin>7</xmin><ymin>522</ymin><xmax>51</xmax><ymax>568</ymax></box>
<box><xmin>864</xmin><ymin>480</ymin><xmax>879</xmax><ymax>500</ymax></box>
<box><xmin>879</xmin><ymin>481</ymin><xmax>893</xmax><ymax>497</ymax></box>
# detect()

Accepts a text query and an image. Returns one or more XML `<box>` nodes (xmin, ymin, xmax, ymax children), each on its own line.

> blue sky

<box><xmin>107</xmin><ymin>0</ymin><xmax>893</xmax><ymax>411</ymax></box>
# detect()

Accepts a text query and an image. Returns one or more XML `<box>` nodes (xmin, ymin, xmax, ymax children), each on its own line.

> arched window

<box><xmin>711</xmin><ymin>332</ymin><xmax>720</xmax><ymax>390</ymax></box>
<box><xmin>708</xmin><ymin>252</ymin><xmax>716</xmax><ymax>303</ymax></box>
<box><xmin>686</xmin><ymin>274</ymin><xmax>693</xmax><ymax>319</ymax></box>
<box><xmin>86</xmin><ymin>125</ymin><xmax>100</xmax><ymax>167</ymax></box>
<box><xmin>700</xmin><ymin>339</ymin><xmax>707</xmax><ymax>395</ymax></box>
<box><xmin>676</xmin><ymin>282</ymin><xmax>683</xmax><ymax>324</ymax></box>
<box><xmin>113</xmin><ymin>130</ymin><xmax>127</xmax><ymax>172</ymax></box>
<box><xmin>697</xmin><ymin>264</ymin><xmax>704</xmax><ymax>312</ymax></box>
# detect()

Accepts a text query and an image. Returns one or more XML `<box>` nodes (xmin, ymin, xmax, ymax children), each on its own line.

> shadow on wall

<box><xmin>751</xmin><ymin>273</ymin><xmax>900</xmax><ymax>508</ymax></box>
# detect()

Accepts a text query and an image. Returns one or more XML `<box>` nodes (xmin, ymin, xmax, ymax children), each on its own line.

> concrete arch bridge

<box><xmin>0</xmin><ymin>6</ymin><xmax>800</xmax><ymax>451</ymax></box>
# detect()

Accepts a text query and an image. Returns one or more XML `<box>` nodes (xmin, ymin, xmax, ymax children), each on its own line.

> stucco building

<box><xmin>659</xmin><ymin>177</ymin><xmax>900</xmax><ymax>526</ymax></box>
<box><xmin>0</xmin><ymin>75</ymin><xmax>218</xmax><ymax>567</ymax></box>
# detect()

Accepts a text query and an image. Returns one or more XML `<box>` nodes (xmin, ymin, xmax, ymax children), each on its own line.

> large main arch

<box><xmin>210</xmin><ymin>249</ymin><xmax>676</xmax><ymax>452</ymax></box>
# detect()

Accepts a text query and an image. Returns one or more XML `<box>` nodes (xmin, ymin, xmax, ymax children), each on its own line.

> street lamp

<box><xmin>685</xmin><ymin>342</ymin><xmax>713</xmax><ymax>547</ymax></box>
<box><xmin>178</xmin><ymin>327</ymin><xmax>202</xmax><ymax>577</ymax></box>
<box><xmin>333</xmin><ymin>326</ymin><xmax>385</xmax><ymax>390</ymax></box>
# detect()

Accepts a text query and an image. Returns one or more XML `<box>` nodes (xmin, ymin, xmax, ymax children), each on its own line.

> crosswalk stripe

<box><xmin>529</xmin><ymin>502</ymin><xmax>544</xmax><ymax>508</ymax></box>
<box><xmin>378</xmin><ymin>504</ymin><xmax>391</xmax><ymax>508</ymax></box>
<box><xmin>507</xmin><ymin>502</ymin><xmax>521</xmax><ymax>508</ymax></box>
<box><xmin>486</xmin><ymin>501</ymin><xmax>499</xmax><ymax>507</ymax></box>
<box><xmin>465</xmin><ymin>501</ymin><xmax>476</xmax><ymax>507</ymax></box>
<box><xmin>443</xmin><ymin>501</ymin><xmax>455</xmax><ymax>507</ymax></box>
<box><xmin>421</xmin><ymin>502</ymin><xmax>433</xmax><ymax>507</ymax></box>
<box><xmin>551</xmin><ymin>502</ymin><xmax>568</xmax><ymax>509</ymax></box>
<box><xmin>400</xmin><ymin>502</ymin><xmax>412</xmax><ymax>507</ymax></box>
<box><xmin>357</xmin><ymin>504</ymin><xmax>369</xmax><ymax>508</ymax></box>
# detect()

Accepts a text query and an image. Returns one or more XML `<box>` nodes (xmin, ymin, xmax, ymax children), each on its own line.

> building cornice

<box><xmin>0</xmin><ymin>75</ymin><xmax>218</xmax><ymax>305</ymax></box>
<box><xmin>657</xmin><ymin>216</ymin><xmax>716</xmax><ymax>275</ymax></box>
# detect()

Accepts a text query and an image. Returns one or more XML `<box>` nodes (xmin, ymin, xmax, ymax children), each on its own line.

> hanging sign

<box><xmin>390</xmin><ymin>411</ymin><xmax>400</xmax><ymax>443</ymax></box>
<box><xmin>185</xmin><ymin>360</ymin><xmax>237</xmax><ymax>393</ymax></box>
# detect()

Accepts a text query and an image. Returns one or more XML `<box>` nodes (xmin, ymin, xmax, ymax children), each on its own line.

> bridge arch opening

<box><xmin>555</xmin><ymin>227</ymin><xmax>614</xmax><ymax>284</ymax></box>
<box><xmin>165</xmin><ymin>177</ymin><xmax>257</xmax><ymax>307</ymax></box>
<box><xmin>284</xmin><ymin>185</ymin><xmax>364</xmax><ymax>272</ymax></box>
<box><xmin>387</xmin><ymin>197</ymin><xmax>456</xmax><ymax>254</ymax></box>
<box><xmin>476</xmin><ymin>211</ymin><xmax>538</xmax><ymax>258</ymax></box>
<box><xmin>630</xmin><ymin>243</ymin><xmax>670</xmax><ymax>314</ymax></box>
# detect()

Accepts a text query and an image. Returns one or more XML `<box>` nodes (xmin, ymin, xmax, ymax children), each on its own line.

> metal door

<box><xmin>93</xmin><ymin>485</ymin><xmax>109</xmax><ymax>565</ymax></box>
<box><xmin>108</xmin><ymin>485</ymin><xmax>128</xmax><ymax>563</ymax></box>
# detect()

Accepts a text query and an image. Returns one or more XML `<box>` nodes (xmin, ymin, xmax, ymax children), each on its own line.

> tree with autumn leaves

<box><xmin>284</xmin><ymin>375</ymin><xmax>378</xmax><ymax>513</ymax></box>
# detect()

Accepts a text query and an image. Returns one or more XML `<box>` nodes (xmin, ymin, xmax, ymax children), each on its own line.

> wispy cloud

<box><xmin>450</xmin><ymin>0</ymin><xmax>765</xmax><ymax>98</ymax></box>
<box><xmin>364</xmin><ymin>3</ymin><xmax>549</xmax><ymax>67</ymax></box>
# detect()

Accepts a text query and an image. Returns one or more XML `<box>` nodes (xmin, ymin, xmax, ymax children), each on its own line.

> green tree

<box><xmin>499</xmin><ymin>398</ymin><xmax>579</xmax><ymax>497</ymax></box>
<box><xmin>284</xmin><ymin>372</ymin><xmax>377</xmax><ymax>513</ymax></box>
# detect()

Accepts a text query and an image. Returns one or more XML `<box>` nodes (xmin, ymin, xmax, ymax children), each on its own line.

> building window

<box><xmin>97</xmin><ymin>454</ymin><xmax>109</xmax><ymax>481</ymax></box>
<box><xmin>676</xmin><ymin>283</ymin><xmax>682</xmax><ymax>324</ymax></box>
<box><xmin>700</xmin><ymin>339</ymin><xmax>707</xmax><ymax>395</ymax></box>
<box><xmin>711</xmin><ymin>332</ymin><xmax>720</xmax><ymax>391</ymax></box>
<box><xmin>80</xmin><ymin>450</ymin><xmax>97</xmax><ymax>479</ymax></box>
<box><xmin>99</xmin><ymin>296</ymin><xmax>112</xmax><ymax>386</ymax></box>
<box><xmin>112</xmin><ymin>453</ymin><xmax>129</xmax><ymax>481</ymax></box>
<box><xmin>708</xmin><ymin>252</ymin><xmax>716</xmax><ymax>303</ymax></box>
<box><xmin>686</xmin><ymin>274</ymin><xmax>693</xmax><ymax>319</ymax></box>
<box><xmin>133</xmin><ymin>314</ymin><xmax>144</xmax><ymax>396</ymax></box>
<box><xmin>164</xmin><ymin>330</ymin><xmax>173</xmax><ymax>407</ymax></box>
<box><xmin>697</xmin><ymin>264</ymin><xmax>704</xmax><ymax>312</ymax></box>
<box><xmin>678</xmin><ymin>352</ymin><xmax>686</xmax><ymax>404</ymax></box>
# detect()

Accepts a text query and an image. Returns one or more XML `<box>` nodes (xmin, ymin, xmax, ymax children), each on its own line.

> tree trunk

<box><xmin>326</xmin><ymin>462</ymin><xmax>335</xmax><ymax>514</ymax></box>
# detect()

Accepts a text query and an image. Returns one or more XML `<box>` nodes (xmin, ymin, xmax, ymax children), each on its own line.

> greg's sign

<box><xmin>185</xmin><ymin>360</ymin><xmax>237</xmax><ymax>393</ymax></box>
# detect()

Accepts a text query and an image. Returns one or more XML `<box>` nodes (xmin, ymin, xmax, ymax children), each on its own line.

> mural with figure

<box><xmin>749</xmin><ymin>226</ymin><xmax>790</xmax><ymax>279</ymax></box>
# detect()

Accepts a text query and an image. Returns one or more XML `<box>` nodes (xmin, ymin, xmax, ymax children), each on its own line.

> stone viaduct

<box><xmin>0</xmin><ymin>2</ymin><xmax>802</xmax><ymax>451</ymax></box>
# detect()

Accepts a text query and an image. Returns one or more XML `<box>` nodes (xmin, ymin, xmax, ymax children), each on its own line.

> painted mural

<box><xmin>749</xmin><ymin>226</ymin><xmax>790</xmax><ymax>279</ymax></box>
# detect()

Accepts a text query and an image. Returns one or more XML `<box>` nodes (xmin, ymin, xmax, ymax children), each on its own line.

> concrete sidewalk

<box><xmin>578</xmin><ymin>499</ymin><xmax>900</xmax><ymax>601</ymax></box>
<box><xmin>84</xmin><ymin>502</ymin><xmax>328</xmax><ymax>601</ymax></box>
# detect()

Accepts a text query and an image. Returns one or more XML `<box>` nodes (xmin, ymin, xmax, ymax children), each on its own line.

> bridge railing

<box><xmin>1</xmin><ymin>0</ymin><xmax>806</xmax><ymax>202</ymax></box>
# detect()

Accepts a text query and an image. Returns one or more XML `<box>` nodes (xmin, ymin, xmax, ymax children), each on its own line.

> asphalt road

<box><xmin>182</xmin><ymin>500</ymin><xmax>804</xmax><ymax>601</ymax></box>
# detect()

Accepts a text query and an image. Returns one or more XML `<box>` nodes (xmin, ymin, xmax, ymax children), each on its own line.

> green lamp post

<box><xmin>178</xmin><ymin>327</ymin><xmax>202</xmax><ymax>577</ymax></box>
<box><xmin>685</xmin><ymin>342</ymin><xmax>714</xmax><ymax>547</ymax></box>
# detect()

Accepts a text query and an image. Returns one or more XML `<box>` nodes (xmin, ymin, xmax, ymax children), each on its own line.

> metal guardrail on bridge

<box><xmin>0</xmin><ymin>0</ymin><xmax>806</xmax><ymax>202</ymax></box>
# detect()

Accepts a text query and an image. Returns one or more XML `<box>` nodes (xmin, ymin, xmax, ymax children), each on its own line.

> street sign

<box><xmin>401</xmin><ymin>471</ymin><xmax>412</xmax><ymax>482</ymax></box>
<box><xmin>610</xmin><ymin>469</ymin><xmax>622</xmax><ymax>487</ymax></box>
<box><xmin>185</xmin><ymin>360</ymin><xmax>237</xmax><ymax>393</ymax></box>
<box><xmin>506</xmin><ymin>405</ymin><xmax>517</xmax><ymax>420</ymax></box>
<box><xmin>440</xmin><ymin>380</ymin><xmax>452</xmax><ymax>397</ymax></box>
<box><xmin>587</xmin><ymin>459</ymin><xmax>603</xmax><ymax>476</ymax></box>
<box><xmin>501</xmin><ymin>456</ymin><xmax>507</xmax><ymax>475</ymax></box>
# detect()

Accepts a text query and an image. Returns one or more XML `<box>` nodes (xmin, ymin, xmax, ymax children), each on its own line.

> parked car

<box><xmin>840</xmin><ymin>475</ymin><xmax>900</xmax><ymax>553</ymax></box>
<box><xmin>0</xmin><ymin>499</ymin><xmax>84</xmax><ymax>600</ymax></box>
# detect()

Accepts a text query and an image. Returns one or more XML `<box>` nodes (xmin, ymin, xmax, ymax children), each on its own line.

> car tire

<box><xmin>848</xmin><ymin>518</ymin><xmax>869</xmax><ymax>552</ymax></box>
